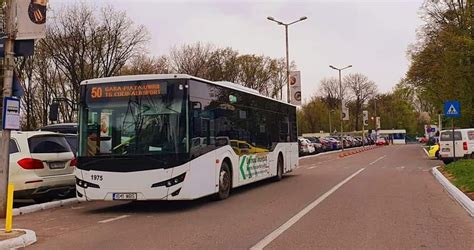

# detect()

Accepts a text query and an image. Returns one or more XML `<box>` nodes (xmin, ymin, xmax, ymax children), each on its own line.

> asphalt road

<box><xmin>3</xmin><ymin>144</ymin><xmax>474</xmax><ymax>249</ymax></box>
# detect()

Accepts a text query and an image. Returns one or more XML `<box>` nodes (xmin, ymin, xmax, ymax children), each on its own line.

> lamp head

<box><xmin>267</xmin><ymin>16</ymin><xmax>275</xmax><ymax>21</ymax></box>
<box><xmin>300</xmin><ymin>16</ymin><xmax>308</xmax><ymax>21</ymax></box>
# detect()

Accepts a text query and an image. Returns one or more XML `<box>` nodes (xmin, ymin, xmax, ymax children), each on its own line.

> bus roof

<box><xmin>80</xmin><ymin>74</ymin><xmax>297</xmax><ymax>107</ymax></box>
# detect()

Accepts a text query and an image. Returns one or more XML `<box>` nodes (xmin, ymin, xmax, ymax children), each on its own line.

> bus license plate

<box><xmin>113</xmin><ymin>193</ymin><xmax>137</xmax><ymax>200</ymax></box>
<box><xmin>442</xmin><ymin>148</ymin><xmax>450</xmax><ymax>152</ymax></box>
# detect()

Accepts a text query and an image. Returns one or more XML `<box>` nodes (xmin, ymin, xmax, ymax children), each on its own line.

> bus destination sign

<box><xmin>89</xmin><ymin>83</ymin><xmax>161</xmax><ymax>100</ymax></box>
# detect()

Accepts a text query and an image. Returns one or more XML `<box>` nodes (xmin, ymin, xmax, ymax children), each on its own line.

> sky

<box><xmin>51</xmin><ymin>0</ymin><xmax>425</xmax><ymax>103</ymax></box>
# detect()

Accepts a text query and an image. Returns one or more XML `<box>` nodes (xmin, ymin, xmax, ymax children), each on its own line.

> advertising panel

<box><xmin>15</xmin><ymin>0</ymin><xmax>48</xmax><ymax>40</ymax></box>
<box><xmin>289</xmin><ymin>71</ymin><xmax>301</xmax><ymax>105</ymax></box>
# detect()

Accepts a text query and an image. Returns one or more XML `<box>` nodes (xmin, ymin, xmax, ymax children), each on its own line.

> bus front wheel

<box><xmin>215</xmin><ymin>161</ymin><xmax>231</xmax><ymax>200</ymax></box>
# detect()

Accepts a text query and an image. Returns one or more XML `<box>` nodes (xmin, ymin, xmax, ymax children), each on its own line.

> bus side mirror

<box><xmin>49</xmin><ymin>102</ymin><xmax>59</xmax><ymax>122</ymax></box>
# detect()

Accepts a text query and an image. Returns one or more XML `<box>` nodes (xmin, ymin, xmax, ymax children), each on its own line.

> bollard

<box><xmin>5</xmin><ymin>183</ymin><xmax>14</xmax><ymax>233</ymax></box>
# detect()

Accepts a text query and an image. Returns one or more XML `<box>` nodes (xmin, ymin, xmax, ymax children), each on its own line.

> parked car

<box><xmin>230</xmin><ymin>140</ymin><xmax>268</xmax><ymax>155</ymax></box>
<box><xmin>6</xmin><ymin>131</ymin><xmax>76</xmax><ymax>203</ymax></box>
<box><xmin>439</xmin><ymin>129</ymin><xmax>474</xmax><ymax>164</ymax></box>
<box><xmin>325</xmin><ymin>137</ymin><xmax>341</xmax><ymax>150</ymax></box>
<box><xmin>305</xmin><ymin>137</ymin><xmax>323</xmax><ymax>153</ymax></box>
<box><xmin>38</xmin><ymin>123</ymin><xmax>78</xmax><ymax>134</ymax></box>
<box><xmin>376</xmin><ymin>137</ymin><xmax>387</xmax><ymax>146</ymax></box>
<box><xmin>319</xmin><ymin>138</ymin><xmax>332</xmax><ymax>151</ymax></box>
<box><xmin>64</xmin><ymin>134</ymin><xmax>78</xmax><ymax>156</ymax></box>
<box><xmin>298</xmin><ymin>137</ymin><xmax>315</xmax><ymax>155</ymax></box>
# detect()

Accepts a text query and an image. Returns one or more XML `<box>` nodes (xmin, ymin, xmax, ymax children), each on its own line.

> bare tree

<box><xmin>119</xmin><ymin>54</ymin><xmax>169</xmax><ymax>75</ymax></box>
<box><xmin>168</xmin><ymin>43</ymin><xmax>291</xmax><ymax>99</ymax></box>
<box><xmin>14</xmin><ymin>3</ymin><xmax>149</xmax><ymax>128</ymax></box>
<box><xmin>344</xmin><ymin>73</ymin><xmax>377</xmax><ymax>131</ymax></box>
<box><xmin>169</xmin><ymin>42</ymin><xmax>215</xmax><ymax>78</ymax></box>
<box><xmin>318</xmin><ymin>77</ymin><xmax>348</xmax><ymax>109</ymax></box>
<box><xmin>39</xmin><ymin>3</ymin><xmax>148</xmax><ymax>104</ymax></box>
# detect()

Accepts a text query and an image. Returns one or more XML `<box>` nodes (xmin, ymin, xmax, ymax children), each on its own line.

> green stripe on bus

<box><xmin>246</xmin><ymin>155</ymin><xmax>253</xmax><ymax>178</ymax></box>
<box><xmin>239</xmin><ymin>155</ymin><xmax>247</xmax><ymax>180</ymax></box>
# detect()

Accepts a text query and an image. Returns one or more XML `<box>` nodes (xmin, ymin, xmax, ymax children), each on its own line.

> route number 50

<box><xmin>91</xmin><ymin>87</ymin><xmax>103</xmax><ymax>98</ymax></box>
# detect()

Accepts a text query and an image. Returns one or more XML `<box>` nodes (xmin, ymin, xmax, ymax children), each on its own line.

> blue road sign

<box><xmin>444</xmin><ymin>101</ymin><xmax>461</xmax><ymax>118</ymax></box>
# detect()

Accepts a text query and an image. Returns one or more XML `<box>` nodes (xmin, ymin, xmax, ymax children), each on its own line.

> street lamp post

<box><xmin>329</xmin><ymin>64</ymin><xmax>352</xmax><ymax>151</ymax></box>
<box><xmin>329</xmin><ymin>109</ymin><xmax>334</xmax><ymax>134</ymax></box>
<box><xmin>267</xmin><ymin>16</ymin><xmax>307</xmax><ymax>103</ymax></box>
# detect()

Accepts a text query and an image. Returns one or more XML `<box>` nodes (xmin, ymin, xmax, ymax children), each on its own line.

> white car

<box><xmin>439</xmin><ymin>128</ymin><xmax>474</xmax><ymax>164</ymax></box>
<box><xmin>7</xmin><ymin>131</ymin><xmax>76</xmax><ymax>203</ymax></box>
<box><xmin>298</xmin><ymin>137</ymin><xmax>315</xmax><ymax>155</ymax></box>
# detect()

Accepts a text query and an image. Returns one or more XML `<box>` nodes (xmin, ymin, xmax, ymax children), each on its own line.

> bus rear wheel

<box><xmin>274</xmin><ymin>154</ymin><xmax>283</xmax><ymax>181</ymax></box>
<box><xmin>215</xmin><ymin>161</ymin><xmax>231</xmax><ymax>200</ymax></box>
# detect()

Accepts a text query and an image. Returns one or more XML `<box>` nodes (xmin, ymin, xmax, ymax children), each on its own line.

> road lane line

<box><xmin>369</xmin><ymin>155</ymin><xmax>386</xmax><ymax>165</ymax></box>
<box><xmin>250</xmin><ymin>168</ymin><xmax>366</xmax><ymax>250</ymax></box>
<box><xmin>307</xmin><ymin>166</ymin><xmax>317</xmax><ymax>169</ymax></box>
<box><xmin>98</xmin><ymin>215</ymin><xmax>130</xmax><ymax>224</ymax></box>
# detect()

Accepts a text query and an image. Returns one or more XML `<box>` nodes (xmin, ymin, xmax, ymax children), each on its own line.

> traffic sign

<box><xmin>444</xmin><ymin>101</ymin><xmax>461</xmax><ymax>118</ymax></box>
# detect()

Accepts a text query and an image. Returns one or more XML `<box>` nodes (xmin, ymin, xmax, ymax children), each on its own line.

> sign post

<box><xmin>0</xmin><ymin>0</ymin><xmax>16</xmax><ymax>219</ymax></box>
<box><xmin>1</xmin><ymin>0</ymin><xmax>47</xmax><ymax>218</ymax></box>
<box><xmin>444</xmin><ymin>101</ymin><xmax>461</xmax><ymax>162</ymax></box>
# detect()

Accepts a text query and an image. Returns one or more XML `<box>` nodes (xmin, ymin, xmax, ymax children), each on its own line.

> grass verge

<box><xmin>440</xmin><ymin>159</ymin><xmax>474</xmax><ymax>200</ymax></box>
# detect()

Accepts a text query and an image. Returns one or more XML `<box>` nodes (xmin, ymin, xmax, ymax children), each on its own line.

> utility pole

<box><xmin>329</xmin><ymin>64</ymin><xmax>352</xmax><ymax>151</ymax></box>
<box><xmin>267</xmin><ymin>16</ymin><xmax>307</xmax><ymax>103</ymax></box>
<box><xmin>0</xmin><ymin>0</ymin><xmax>15</xmax><ymax>218</ymax></box>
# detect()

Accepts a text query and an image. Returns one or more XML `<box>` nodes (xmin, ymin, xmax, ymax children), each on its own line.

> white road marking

<box><xmin>307</xmin><ymin>166</ymin><xmax>318</xmax><ymax>169</ymax></box>
<box><xmin>98</xmin><ymin>215</ymin><xmax>130</xmax><ymax>224</ymax></box>
<box><xmin>369</xmin><ymin>156</ymin><xmax>386</xmax><ymax>165</ymax></box>
<box><xmin>250</xmin><ymin>168</ymin><xmax>366</xmax><ymax>250</ymax></box>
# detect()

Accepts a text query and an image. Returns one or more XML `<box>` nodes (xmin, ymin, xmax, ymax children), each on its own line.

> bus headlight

<box><xmin>76</xmin><ymin>177</ymin><xmax>100</xmax><ymax>189</ymax></box>
<box><xmin>151</xmin><ymin>173</ymin><xmax>186</xmax><ymax>188</ymax></box>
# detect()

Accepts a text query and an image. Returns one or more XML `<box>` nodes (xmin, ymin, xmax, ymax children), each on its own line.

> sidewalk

<box><xmin>0</xmin><ymin>229</ymin><xmax>37</xmax><ymax>249</ymax></box>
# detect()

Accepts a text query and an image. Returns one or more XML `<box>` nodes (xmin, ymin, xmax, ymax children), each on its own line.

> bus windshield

<box><xmin>79</xmin><ymin>80</ymin><xmax>188</xmax><ymax>157</ymax></box>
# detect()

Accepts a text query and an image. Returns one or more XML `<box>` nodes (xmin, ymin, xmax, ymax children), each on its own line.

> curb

<box><xmin>299</xmin><ymin>148</ymin><xmax>343</xmax><ymax>159</ymax></box>
<box><xmin>0</xmin><ymin>229</ymin><xmax>36</xmax><ymax>249</ymax></box>
<box><xmin>338</xmin><ymin>146</ymin><xmax>378</xmax><ymax>158</ymax></box>
<box><xmin>13</xmin><ymin>198</ymin><xmax>80</xmax><ymax>216</ymax></box>
<box><xmin>431</xmin><ymin>166</ymin><xmax>474</xmax><ymax>217</ymax></box>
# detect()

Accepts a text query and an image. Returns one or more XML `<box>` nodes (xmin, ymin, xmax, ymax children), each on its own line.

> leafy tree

<box><xmin>406</xmin><ymin>0</ymin><xmax>473</xmax><ymax>128</ymax></box>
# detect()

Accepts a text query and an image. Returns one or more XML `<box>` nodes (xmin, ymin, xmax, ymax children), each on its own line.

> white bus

<box><xmin>75</xmin><ymin>74</ymin><xmax>298</xmax><ymax>201</ymax></box>
<box><xmin>377</xmin><ymin>129</ymin><xmax>407</xmax><ymax>145</ymax></box>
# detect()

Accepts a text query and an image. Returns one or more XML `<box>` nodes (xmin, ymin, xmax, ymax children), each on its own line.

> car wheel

<box><xmin>442</xmin><ymin>158</ymin><xmax>452</xmax><ymax>165</ymax></box>
<box><xmin>214</xmin><ymin>161</ymin><xmax>231</xmax><ymax>200</ymax></box>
